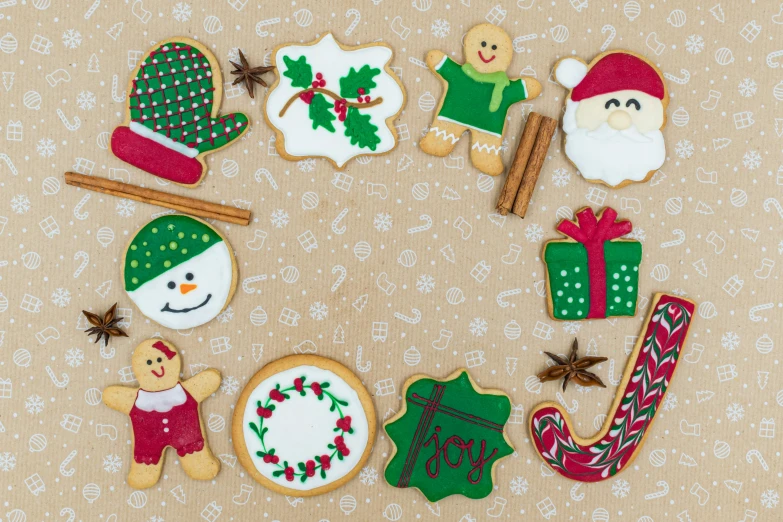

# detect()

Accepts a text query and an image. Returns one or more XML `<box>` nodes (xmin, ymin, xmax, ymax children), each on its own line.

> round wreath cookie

<box><xmin>232</xmin><ymin>355</ymin><xmax>376</xmax><ymax>496</ymax></box>
<box><xmin>122</xmin><ymin>214</ymin><xmax>237</xmax><ymax>330</ymax></box>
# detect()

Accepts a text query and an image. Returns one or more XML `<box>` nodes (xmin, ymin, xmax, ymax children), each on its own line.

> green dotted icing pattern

<box><xmin>124</xmin><ymin>215</ymin><xmax>223</xmax><ymax>292</ymax></box>
<box><xmin>545</xmin><ymin>241</ymin><xmax>641</xmax><ymax>320</ymax></box>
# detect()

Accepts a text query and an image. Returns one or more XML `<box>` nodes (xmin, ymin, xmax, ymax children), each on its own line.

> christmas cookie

<box><xmin>530</xmin><ymin>293</ymin><xmax>695</xmax><ymax>482</ymax></box>
<box><xmin>420</xmin><ymin>23</ymin><xmax>542</xmax><ymax>176</ymax></box>
<box><xmin>103</xmin><ymin>339</ymin><xmax>222</xmax><ymax>489</ymax></box>
<box><xmin>122</xmin><ymin>214</ymin><xmax>237</xmax><ymax>330</ymax></box>
<box><xmin>543</xmin><ymin>206</ymin><xmax>641</xmax><ymax>321</ymax></box>
<box><xmin>111</xmin><ymin>37</ymin><xmax>249</xmax><ymax>187</ymax></box>
<box><xmin>264</xmin><ymin>33</ymin><xmax>405</xmax><ymax>169</ymax></box>
<box><xmin>554</xmin><ymin>50</ymin><xmax>668</xmax><ymax>188</ymax></box>
<box><xmin>384</xmin><ymin>369</ymin><xmax>514</xmax><ymax>501</ymax></box>
<box><xmin>232</xmin><ymin>355</ymin><xmax>376</xmax><ymax>496</ymax></box>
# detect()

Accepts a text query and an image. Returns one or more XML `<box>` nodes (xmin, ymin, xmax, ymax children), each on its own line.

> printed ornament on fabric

<box><xmin>420</xmin><ymin>23</ymin><xmax>542</xmax><ymax>176</ymax></box>
<box><xmin>103</xmin><ymin>339</ymin><xmax>222</xmax><ymax>489</ymax></box>
<box><xmin>233</xmin><ymin>355</ymin><xmax>376</xmax><ymax>496</ymax></box>
<box><xmin>384</xmin><ymin>369</ymin><xmax>514</xmax><ymax>502</ymax></box>
<box><xmin>111</xmin><ymin>37</ymin><xmax>249</xmax><ymax>186</ymax></box>
<box><xmin>554</xmin><ymin>50</ymin><xmax>668</xmax><ymax>188</ymax></box>
<box><xmin>530</xmin><ymin>294</ymin><xmax>695</xmax><ymax>482</ymax></box>
<box><xmin>264</xmin><ymin>33</ymin><xmax>405</xmax><ymax>169</ymax></box>
<box><xmin>122</xmin><ymin>214</ymin><xmax>237</xmax><ymax>330</ymax></box>
<box><xmin>543</xmin><ymin>206</ymin><xmax>641</xmax><ymax>321</ymax></box>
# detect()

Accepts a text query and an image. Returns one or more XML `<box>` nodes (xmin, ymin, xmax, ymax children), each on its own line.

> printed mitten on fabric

<box><xmin>111</xmin><ymin>38</ymin><xmax>249</xmax><ymax>187</ymax></box>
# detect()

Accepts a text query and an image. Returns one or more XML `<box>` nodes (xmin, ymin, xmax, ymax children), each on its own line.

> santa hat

<box><xmin>555</xmin><ymin>52</ymin><xmax>665</xmax><ymax>102</ymax></box>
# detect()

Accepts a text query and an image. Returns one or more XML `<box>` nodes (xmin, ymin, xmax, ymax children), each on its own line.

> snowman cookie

<box><xmin>420</xmin><ymin>23</ymin><xmax>542</xmax><ymax>176</ymax></box>
<box><xmin>103</xmin><ymin>339</ymin><xmax>221</xmax><ymax>489</ymax></box>
<box><xmin>123</xmin><ymin>214</ymin><xmax>237</xmax><ymax>330</ymax></box>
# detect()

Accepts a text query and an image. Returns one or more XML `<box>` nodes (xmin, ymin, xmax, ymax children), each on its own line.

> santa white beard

<box><xmin>562</xmin><ymin>99</ymin><xmax>665</xmax><ymax>187</ymax></box>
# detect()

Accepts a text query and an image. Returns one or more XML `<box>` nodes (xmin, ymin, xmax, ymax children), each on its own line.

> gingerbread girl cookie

<box><xmin>420</xmin><ymin>23</ymin><xmax>542</xmax><ymax>176</ymax></box>
<box><xmin>103</xmin><ymin>339</ymin><xmax>221</xmax><ymax>489</ymax></box>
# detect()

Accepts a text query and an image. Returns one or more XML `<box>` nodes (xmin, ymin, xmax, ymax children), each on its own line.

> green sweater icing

<box><xmin>124</xmin><ymin>215</ymin><xmax>223</xmax><ymax>292</ymax></box>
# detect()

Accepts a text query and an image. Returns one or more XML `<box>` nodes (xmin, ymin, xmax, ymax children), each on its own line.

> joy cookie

<box><xmin>530</xmin><ymin>293</ymin><xmax>695</xmax><ymax>482</ymax></box>
<box><xmin>111</xmin><ymin>37</ymin><xmax>249</xmax><ymax>187</ymax></box>
<box><xmin>264</xmin><ymin>33</ymin><xmax>405</xmax><ymax>169</ymax></box>
<box><xmin>543</xmin><ymin>206</ymin><xmax>641</xmax><ymax>321</ymax></box>
<box><xmin>123</xmin><ymin>214</ymin><xmax>237</xmax><ymax>330</ymax></box>
<box><xmin>103</xmin><ymin>339</ymin><xmax>222</xmax><ymax>489</ymax></box>
<box><xmin>384</xmin><ymin>369</ymin><xmax>514</xmax><ymax>501</ymax></box>
<box><xmin>232</xmin><ymin>355</ymin><xmax>376</xmax><ymax>496</ymax></box>
<box><xmin>554</xmin><ymin>50</ymin><xmax>669</xmax><ymax>188</ymax></box>
<box><xmin>420</xmin><ymin>23</ymin><xmax>542</xmax><ymax>176</ymax></box>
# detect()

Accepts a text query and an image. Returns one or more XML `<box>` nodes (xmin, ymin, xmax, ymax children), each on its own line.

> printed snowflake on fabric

<box><xmin>220</xmin><ymin>376</ymin><xmax>240</xmax><ymax>395</ymax></box>
<box><xmin>217</xmin><ymin>305</ymin><xmax>234</xmax><ymax>324</ymax></box>
<box><xmin>10</xmin><ymin>194</ymin><xmax>31</xmax><ymax>214</ymax></box>
<box><xmin>416</xmin><ymin>274</ymin><xmax>435</xmax><ymax>294</ymax></box>
<box><xmin>671</xmin><ymin>288</ymin><xmax>688</xmax><ymax>297</ymax></box>
<box><xmin>611</xmin><ymin>479</ymin><xmax>631</xmax><ymax>498</ymax></box>
<box><xmin>552</xmin><ymin>168</ymin><xmax>570</xmax><ymax>188</ymax></box>
<box><xmin>525</xmin><ymin>224</ymin><xmax>544</xmax><ymax>243</ymax></box>
<box><xmin>298</xmin><ymin>158</ymin><xmax>316</xmax><ymax>172</ymax></box>
<box><xmin>624</xmin><ymin>228</ymin><xmax>646</xmax><ymax>242</ymax></box>
<box><xmin>738</xmin><ymin>78</ymin><xmax>757</xmax><ymax>98</ymax></box>
<box><xmin>721</xmin><ymin>331</ymin><xmax>740</xmax><ymax>350</ymax></box>
<box><xmin>76</xmin><ymin>90</ymin><xmax>96</xmax><ymax>110</ymax></box>
<box><xmin>373</xmin><ymin>212</ymin><xmax>393</xmax><ymax>232</ymax></box>
<box><xmin>270</xmin><ymin>209</ymin><xmax>289</xmax><ymax>228</ymax></box>
<box><xmin>742</xmin><ymin>150</ymin><xmax>761</xmax><ymax>170</ymax></box>
<box><xmin>148</xmin><ymin>517</ymin><xmax>165</xmax><ymax>522</ymax></box>
<box><xmin>674</xmin><ymin>139</ymin><xmax>694</xmax><ymax>159</ymax></box>
<box><xmin>0</xmin><ymin>452</ymin><xmax>16</xmax><ymax>472</ymax></box>
<box><xmin>359</xmin><ymin>466</ymin><xmax>378</xmax><ymax>486</ymax></box>
<box><xmin>51</xmin><ymin>288</ymin><xmax>71</xmax><ymax>308</ymax></box>
<box><xmin>685</xmin><ymin>34</ymin><xmax>704</xmax><ymax>54</ymax></box>
<box><xmin>661</xmin><ymin>393</ymin><xmax>678</xmax><ymax>411</ymax></box>
<box><xmin>116</xmin><ymin>198</ymin><xmax>136</xmax><ymax>217</ymax></box>
<box><xmin>36</xmin><ymin>138</ymin><xmax>56</xmax><ymax>158</ymax></box>
<box><xmin>469</xmin><ymin>317</ymin><xmax>488</xmax><ymax>337</ymax></box>
<box><xmin>510</xmin><ymin>476</ymin><xmax>529</xmax><ymax>495</ymax></box>
<box><xmin>309</xmin><ymin>301</ymin><xmax>328</xmax><ymax>321</ymax></box>
<box><xmin>761</xmin><ymin>489</ymin><xmax>780</xmax><ymax>509</ymax></box>
<box><xmin>431</xmin><ymin>19</ymin><xmax>451</xmax><ymax>39</ymax></box>
<box><xmin>562</xmin><ymin>322</ymin><xmax>581</xmax><ymax>335</ymax></box>
<box><xmin>726</xmin><ymin>403</ymin><xmax>745</xmax><ymax>422</ymax></box>
<box><xmin>62</xmin><ymin>29</ymin><xmax>82</xmax><ymax>49</ymax></box>
<box><xmin>171</xmin><ymin>1</ymin><xmax>192</xmax><ymax>22</ymax></box>
<box><xmin>65</xmin><ymin>347</ymin><xmax>84</xmax><ymax>368</ymax></box>
<box><xmin>103</xmin><ymin>454</ymin><xmax>122</xmax><ymax>473</ymax></box>
<box><xmin>779</xmin><ymin>240</ymin><xmax>783</xmax><ymax>255</ymax></box>
<box><xmin>25</xmin><ymin>394</ymin><xmax>45</xmax><ymax>415</ymax></box>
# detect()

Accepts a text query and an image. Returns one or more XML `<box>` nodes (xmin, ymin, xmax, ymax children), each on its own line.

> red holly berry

<box><xmin>336</xmin><ymin>416</ymin><xmax>352</xmax><ymax>432</ymax></box>
<box><xmin>269</xmin><ymin>389</ymin><xmax>285</xmax><ymax>402</ymax></box>
<box><xmin>294</xmin><ymin>378</ymin><xmax>304</xmax><ymax>392</ymax></box>
<box><xmin>364</xmin><ymin>96</ymin><xmax>371</xmax><ymax>102</ymax></box>
<box><xmin>263</xmin><ymin>454</ymin><xmax>272</xmax><ymax>463</ymax></box>
<box><xmin>357</xmin><ymin>88</ymin><xmax>365</xmax><ymax>95</ymax></box>
<box><xmin>256</xmin><ymin>407</ymin><xmax>272</xmax><ymax>418</ymax></box>
<box><xmin>310</xmin><ymin>382</ymin><xmax>322</xmax><ymax>396</ymax></box>
<box><xmin>334</xmin><ymin>435</ymin><xmax>350</xmax><ymax>456</ymax></box>
<box><xmin>271</xmin><ymin>455</ymin><xmax>279</xmax><ymax>464</ymax></box>
<box><xmin>305</xmin><ymin>460</ymin><xmax>316</xmax><ymax>477</ymax></box>
<box><xmin>316</xmin><ymin>73</ymin><xmax>323</xmax><ymax>80</ymax></box>
<box><xmin>320</xmin><ymin>454</ymin><xmax>331</xmax><ymax>470</ymax></box>
<box><xmin>311</xmin><ymin>80</ymin><xmax>319</xmax><ymax>88</ymax></box>
<box><xmin>318</xmin><ymin>79</ymin><xmax>326</xmax><ymax>87</ymax></box>
<box><xmin>284</xmin><ymin>467</ymin><xmax>295</xmax><ymax>481</ymax></box>
<box><xmin>299</xmin><ymin>91</ymin><xmax>315</xmax><ymax>104</ymax></box>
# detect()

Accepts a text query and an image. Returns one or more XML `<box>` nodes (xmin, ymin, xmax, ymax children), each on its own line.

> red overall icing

<box><xmin>111</xmin><ymin>126</ymin><xmax>203</xmax><ymax>185</ymax></box>
<box><xmin>571</xmin><ymin>52</ymin><xmax>665</xmax><ymax>102</ymax></box>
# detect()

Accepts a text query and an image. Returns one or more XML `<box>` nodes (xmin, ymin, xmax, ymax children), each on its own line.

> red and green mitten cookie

<box><xmin>111</xmin><ymin>37</ymin><xmax>249</xmax><ymax>187</ymax></box>
<box><xmin>384</xmin><ymin>369</ymin><xmax>514</xmax><ymax>501</ymax></box>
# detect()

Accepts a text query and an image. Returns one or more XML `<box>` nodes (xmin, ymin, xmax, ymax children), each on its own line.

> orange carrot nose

<box><xmin>180</xmin><ymin>283</ymin><xmax>197</xmax><ymax>294</ymax></box>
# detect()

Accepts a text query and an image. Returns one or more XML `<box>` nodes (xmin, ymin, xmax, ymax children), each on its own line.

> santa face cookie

<box><xmin>233</xmin><ymin>355</ymin><xmax>376</xmax><ymax>496</ymax></box>
<box><xmin>264</xmin><ymin>33</ymin><xmax>405</xmax><ymax>169</ymax></box>
<box><xmin>554</xmin><ymin>51</ymin><xmax>668</xmax><ymax>188</ymax></box>
<box><xmin>123</xmin><ymin>215</ymin><xmax>237</xmax><ymax>330</ymax></box>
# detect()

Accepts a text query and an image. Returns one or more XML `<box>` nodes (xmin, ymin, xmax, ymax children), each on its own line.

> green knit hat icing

<box><xmin>124</xmin><ymin>215</ymin><xmax>223</xmax><ymax>292</ymax></box>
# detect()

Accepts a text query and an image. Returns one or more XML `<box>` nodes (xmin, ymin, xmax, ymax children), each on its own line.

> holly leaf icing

<box><xmin>282</xmin><ymin>55</ymin><xmax>313</xmax><ymax>89</ymax></box>
<box><xmin>309</xmin><ymin>93</ymin><xmax>336</xmax><ymax>132</ymax></box>
<box><xmin>343</xmin><ymin>107</ymin><xmax>380</xmax><ymax>151</ymax></box>
<box><xmin>339</xmin><ymin>65</ymin><xmax>380</xmax><ymax>98</ymax></box>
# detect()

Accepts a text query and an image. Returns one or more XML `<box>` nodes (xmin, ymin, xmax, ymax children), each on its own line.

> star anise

<box><xmin>82</xmin><ymin>303</ymin><xmax>128</xmax><ymax>345</ymax></box>
<box><xmin>538</xmin><ymin>338</ymin><xmax>607</xmax><ymax>391</ymax></box>
<box><xmin>229</xmin><ymin>49</ymin><xmax>275</xmax><ymax>99</ymax></box>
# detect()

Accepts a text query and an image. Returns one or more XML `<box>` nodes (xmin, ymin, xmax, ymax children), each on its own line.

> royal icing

<box><xmin>265</xmin><ymin>33</ymin><xmax>405</xmax><ymax>168</ymax></box>
<box><xmin>240</xmin><ymin>365</ymin><xmax>369</xmax><ymax>491</ymax></box>
<box><xmin>530</xmin><ymin>294</ymin><xmax>695</xmax><ymax>482</ymax></box>
<box><xmin>134</xmin><ymin>383</ymin><xmax>187</xmax><ymax>413</ymax></box>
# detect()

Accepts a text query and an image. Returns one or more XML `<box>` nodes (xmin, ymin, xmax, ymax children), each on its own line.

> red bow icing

<box><xmin>556</xmin><ymin>207</ymin><xmax>632</xmax><ymax>319</ymax></box>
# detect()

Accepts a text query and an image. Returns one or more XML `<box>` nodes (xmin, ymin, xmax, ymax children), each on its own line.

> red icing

<box><xmin>571</xmin><ymin>52</ymin><xmax>664</xmax><ymax>102</ymax></box>
<box><xmin>152</xmin><ymin>341</ymin><xmax>176</xmax><ymax>360</ymax></box>
<box><xmin>556</xmin><ymin>207</ymin><xmax>632</xmax><ymax>319</ymax></box>
<box><xmin>477</xmin><ymin>51</ymin><xmax>496</xmax><ymax>63</ymax></box>
<box><xmin>111</xmin><ymin>125</ymin><xmax>204</xmax><ymax>185</ymax></box>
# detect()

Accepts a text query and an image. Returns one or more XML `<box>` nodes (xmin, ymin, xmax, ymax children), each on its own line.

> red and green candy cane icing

<box><xmin>530</xmin><ymin>294</ymin><xmax>695</xmax><ymax>482</ymax></box>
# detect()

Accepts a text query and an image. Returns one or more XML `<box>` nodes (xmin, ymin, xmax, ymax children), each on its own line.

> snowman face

<box><xmin>128</xmin><ymin>242</ymin><xmax>234</xmax><ymax>330</ymax></box>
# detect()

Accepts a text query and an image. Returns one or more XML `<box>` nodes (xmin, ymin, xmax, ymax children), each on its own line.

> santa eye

<box><xmin>167</xmin><ymin>281</ymin><xmax>175</xmax><ymax>289</ymax></box>
<box><xmin>481</xmin><ymin>41</ymin><xmax>487</xmax><ymax>47</ymax></box>
<box><xmin>626</xmin><ymin>99</ymin><xmax>641</xmax><ymax>110</ymax></box>
<box><xmin>146</xmin><ymin>360</ymin><xmax>152</xmax><ymax>365</ymax></box>
<box><xmin>604</xmin><ymin>99</ymin><xmax>621</xmax><ymax>109</ymax></box>
<box><xmin>157</xmin><ymin>357</ymin><xmax>162</xmax><ymax>363</ymax></box>
<box><xmin>186</xmin><ymin>273</ymin><xmax>194</xmax><ymax>281</ymax></box>
<box><xmin>491</xmin><ymin>44</ymin><xmax>497</xmax><ymax>50</ymax></box>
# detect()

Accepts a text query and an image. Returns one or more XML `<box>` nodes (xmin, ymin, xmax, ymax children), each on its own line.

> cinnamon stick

<box><xmin>496</xmin><ymin>112</ymin><xmax>542</xmax><ymax>215</ymax></box>
<box><xmin>64</xmin><ymin>172</ymin><xmax>251</xmax><ymax>226</ymax></box>
<box><xmin>512</xmin><ymin>116</ymin><xmax>557</xmax><ymax>218</ymax></box>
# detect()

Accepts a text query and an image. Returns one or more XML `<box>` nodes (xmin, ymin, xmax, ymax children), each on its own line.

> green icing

<box><xmin>309</xmin><ymin>93</ymin><xmax>336</xmax><ymax>132</ymax></box>
<box><xmin>604</xmin><ymin>241</ymin><xmax>641</xmax><ymax>316</ymax></box>
<box><xmin>282</xmin><ymin>55</ymin><xmax>313</xmax><ymax>89</ymax></box>
<box><xmin>124</xmin><ymin>215</ymin><xmax>223</xmax><ymax>292</ymax></box>
<box><xmin>339</xmin><ymin>65</ymin><xmax>380</xmax><ymax>98</ymax></box>
<box><xmin>344</xmin><ymin>107</ymin><xmax>380</xmax><ymax>151</ymax></box>
<box><xmin>384</xmin><ymin>371</ymin><xmax>514</xmax><ymax>502</ymax></box>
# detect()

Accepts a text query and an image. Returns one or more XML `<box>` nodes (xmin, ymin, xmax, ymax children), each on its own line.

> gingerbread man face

<box><xmin>464</xmin><ymin>24</ymin><xmax>513</xmax><ymax>74</ymax></box>
<box><xmin>131</xmin><ymin>339</ymin><xmax>182</xmax><ymax>391</ymax></box>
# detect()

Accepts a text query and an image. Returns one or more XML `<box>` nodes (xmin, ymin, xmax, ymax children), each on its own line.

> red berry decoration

<box><xmin>357</xmin><ymin>87</ymin><xmax>365</xmax><ymax>95</ymax></box>
<box><xmin>305</xmin><ymin>459</ymin><xmax>316</xmax><ymax>477</ymax></box>
<box><xmin>310</xmin><ymin>382</ymin><xmax>322</xmax><ymax>396</ymax></box>
<box><xmin>269</xmin><ymin>389</ymin><xmax>286</xmax><ymax>402</ymax></box>
<box><xmin>320</xmin><ymin>454</ymin><xmax>331</xmax><ymax>470</ymax></box>
<box><xmin>284</xmin><ymin>467</ymin><xmax>295</xmax><ymax>481</ymax></box>
<box><xmin>294</xmin><ymin>378</ymin><xmax>304</xmax><ymax>392</ymax></box>
<box><xmin>316</xmin><ymin>72</ymin><xmax>323</xmax><ymax>80</ymax></box>
<box><xmin>263</xmin><ymin>454</ymin><xmax>272</xmax><ymax>463</ymax></box>
<box><xmin>364</xmin><ymin>96</ymin><xmax>371</xmax><ymax>102</ymax></box>
<box><xmin>336</xmin><ymin>416</ymin><xmax>352</xmax><ymax>432</ymax></box>
<box><xmin>271</xmin><ymin>455</ymin><xmax>279</xmax><ymax>464</ymax></box>
<box><xmin>256</xmin><ymin>407</ymin><xmax>273</xmax><ymax>418</ymax></box>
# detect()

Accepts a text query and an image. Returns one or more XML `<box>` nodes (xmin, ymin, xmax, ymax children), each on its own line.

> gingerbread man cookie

<box><xmin>103</xmin><ymin>339</ymin><xmax>221</xmax><ymax>489</ymax></box>
<box><xmin>420</xmin><ymin>23</ymin><xmax>542</xmax><ymax>176</ymax></box>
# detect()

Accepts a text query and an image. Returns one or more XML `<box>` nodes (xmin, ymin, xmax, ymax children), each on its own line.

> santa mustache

<box><xmin>585</xmin><ymin>122</ymin><xmax>653</xmax><ymax>143</ymax></box>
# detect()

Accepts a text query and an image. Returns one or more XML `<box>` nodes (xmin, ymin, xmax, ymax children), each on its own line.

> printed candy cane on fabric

<box><xmin>529</xmin><ymin>293</ymin><xmax>695</xmax><ymax>482</ymax></box>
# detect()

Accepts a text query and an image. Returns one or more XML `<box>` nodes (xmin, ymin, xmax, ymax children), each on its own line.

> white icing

<box><xmin>555</xmin><ymin>58</ymin><xmax>588</xmax><ymax>89</ymax></box>
<box><xmin>241</xmin><ymin>365</ymin><xmax>369</xmax><ymax>491</ymax></box>
<box><xmin>428</xmin><ymin>126</ymin><xmax>460</xmax><ymax>144</ymax></box>
<box><xmin>266</xmin><ymin>34</ymin><xmax>405</xmax><ymax>167</ymax></box>
<box><xmin>129</xmin><ymin>121</ymin><xmax>200</xmax><ymax>158</ymax></box>
<box><xmin>471</xmin><ymin>141</ymin><xmax>501</xmax><ymax>154</ymax></box>
<box><xmin>128</xmin><ymin>242</ymin><xmax>234</xmax><ymax>329</ymax></box>
<box><xmin>135</xmin><ymin>383</ymin><xmax>186</xmax><ymax>412</ymax></box>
